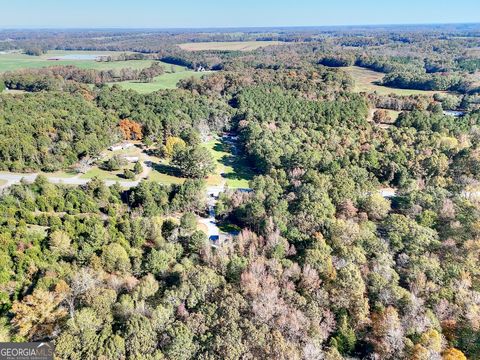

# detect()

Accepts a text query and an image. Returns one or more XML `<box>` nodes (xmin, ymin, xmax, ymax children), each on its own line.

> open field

<box><xmin>80</xmin><ymin>167</ymin><xmax>130</xmax><ymax>181</ymax></box>
<box><xmin>203</xmin><ymin>138</ymin><xmax>253</xmax><ymax>188</ymax></box>
<box><xmin>178</xmin><ymin>41</ymin><xmax>282</xmax><ymax>51</ymax></box>
<box><xmin>0</xmin><ymin>50</ymin><xmax>204</xmax><ymax>92</ymax></box>
<box><xmin>43</xmin><ymin>170</ymin><xmax>77</xmax><ymax>179</ymax></box>
<box><xmin>80</xmin><ymin>161</ymin><xmax>140</xmax><ymax>181</ymax></box>
<box><xmin>0</xmin><ymin>50</ymin><xmax>152</xmax><ymax>72</ymax></box>
<box><xmin>148</xmin><ymin>165</ymin><xmax>185</xmax><ymax>185</ymax></box>
<box><xmin>0</xmin><ymin>50</ymin><xmax>186</xmax><ymax>73</ymax></box>
<box><xmin>344</xmin><ymin>66</ymin><xmax>440</xmax><ymax>96</ymax></box>
<box><xmin>113</xmin><ymin>71</ymin><xmax>209</xmax><ymax>93</ymax></box>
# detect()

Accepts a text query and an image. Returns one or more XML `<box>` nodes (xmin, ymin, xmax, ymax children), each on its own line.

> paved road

<box><xmin>0</xmin><ymin>161</ymin><xmax>226</xmax><ymax>241</ymax></box>
<box><xmin>0</xmin><ymin>173</ymin><xmax>141</xmax><ymax>190</ymax></box>
<box><xmin>0</xmin><ymin>160</ymin><xmax>152</xmax><ymax>191</ymax></box>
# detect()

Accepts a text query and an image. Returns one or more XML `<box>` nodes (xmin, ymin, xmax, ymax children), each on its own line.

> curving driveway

<box><xmin>198</xmin><ymin>185</ymin><xmax>225</xmax><ymax>241</ymax></box>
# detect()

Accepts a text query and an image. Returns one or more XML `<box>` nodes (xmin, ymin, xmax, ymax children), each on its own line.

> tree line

<box><xmin>2</xmin><ymin>62</ymin><xmax>165</xmax><ymax>92</ymax></box>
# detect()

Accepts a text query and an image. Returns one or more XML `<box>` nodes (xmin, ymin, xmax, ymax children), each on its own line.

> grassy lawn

<box><xmin>78</xmin><ymin>143</ymin><xmax>145</xmax><ymax>181</ymax></box>
<box><xmin>80</xmin><ymin>167</ymin><xmax>126</xmax><ymax>181</ymax></box>
<box><xmin>0</xmin><ymin>50</ymin><xmax>180</xmax><ymax>73</ymax></box>
<box><xmin>80</xmin><ymin>162</ymin><xmax>137</xmax><ymax>181</ymax></box>
<box><xmin>112</xmin><ymin>71</ymin><xmax>210</xmax><ymax>93</ymax></box>
<box><xmin>148</xmin><ymin>162</ymin><xmax>185</xmax><ymax>185</ymax></box>
<box><xmin>102</xmin><ymin>144</ymin><xmax>144</xmax><ymax>160</ymax></box>
<box><xmin>344</xmin><ymin>66</ymin><xmax>440</xmax><ymax>96</ymax></box>
<box><xmin>385</xmin><ymin>109</ymin><xmax>401</xmax><ymax>120</ymax></box>
<box><xmin>203</xmin><ymin>139</ymin><xmax>228</xmax><ymax>186</ymax></box>
<box><xmin>141</xmin><ymin>137</ymin><xmax>254</xmax><ymax>188</ymax></box>
<box><xmin>42</xmin><ymin>170</ymin><xmax>77</xmax><ymax>178</ymax></box>
<box><xmin>179</xmin><ymin>41</ymin><xmax>282</xmax><ymax>51</ymax></box>
<box><xmin>368</xmin><ymin>108</ymin><xmax>402</xmax><ymax>122</ymax></box>
<box><xmin>75</xmin><ymin>135</ymin><xmax>254</xmax><ymax>188</ymax></box>
<box><xmin>203</xmin><ymin>138</ymin><xmax>253</xmax><ymax>188</ymax></box>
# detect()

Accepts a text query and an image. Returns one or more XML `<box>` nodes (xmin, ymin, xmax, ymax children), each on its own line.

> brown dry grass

<box><xmin>344</xmin><ymin>66</ymin><xmax>440</xmax><ymax>96</ymax></box>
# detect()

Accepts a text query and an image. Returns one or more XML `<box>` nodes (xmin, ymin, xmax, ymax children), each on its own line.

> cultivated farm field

<box><xmin>178</xmin><ymin>40</ymin><xmax>282</xmax><ymax>51</ymax></box>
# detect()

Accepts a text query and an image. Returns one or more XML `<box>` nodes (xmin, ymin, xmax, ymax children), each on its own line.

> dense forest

<box><xmin>0</xmin><ymin>26</ymin><xmax>480</xmax><ymax>359</ymax></box>
<box><xmin>0</xmin><ymin>92</ymin><xmax>118</xmax><ymax>171</ymax></box>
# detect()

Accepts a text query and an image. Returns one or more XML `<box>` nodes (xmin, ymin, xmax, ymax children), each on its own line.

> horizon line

<box><xmin>1</xmin><ymin>21</ymin><xmax>480</xmax><ymax>32</ymax></box>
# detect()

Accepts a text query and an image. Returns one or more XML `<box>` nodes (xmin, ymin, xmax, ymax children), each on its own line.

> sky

<box><xmin>0</xmin><ymin>0</ymin><xmax>478</xmax><ymax>29</ymax></box>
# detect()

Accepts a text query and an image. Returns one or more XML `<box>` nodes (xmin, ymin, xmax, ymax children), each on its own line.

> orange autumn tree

<box><xmin>119</xmin><ymin>119</ymin><xmax>143</xmax><ymax>140</ymax></box>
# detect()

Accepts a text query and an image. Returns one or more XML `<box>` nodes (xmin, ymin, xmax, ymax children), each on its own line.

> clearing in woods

<box><xmin>178</xmin><ymin>41</ymin><xmax>282</xmax><ymax>51</ymax></box>
<box><xmin>0</xmin><ymin>50</ymin><xmax>206</xmax><ymax>93</ymax></box>
<box><xmin>367</xmin><ymin>108</ymin><xmax>402</xmax><ymax>123</ymax></box>
<box><xmin>203</xmin><ymin>138</ymin><xmax>253</xmax><ymax>189</ymax></box>
<box><xmin>343</xmin><ymin>66</ymin><xmax>441</xmax><ymax>96</ymax></box>
<box><xmin>112</xmin><ymin>71</ymin><xmax>210</xmax><ymax>93</ymax></box>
